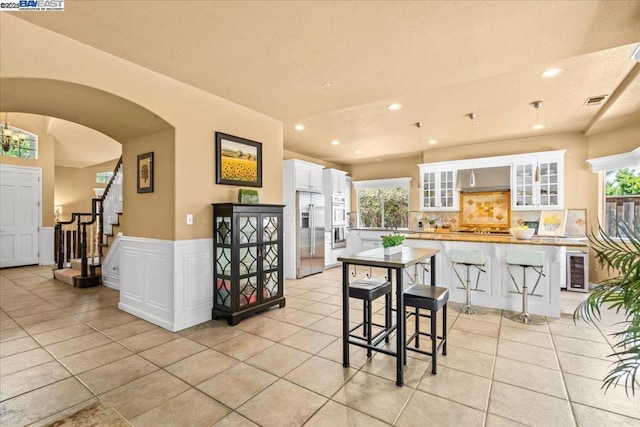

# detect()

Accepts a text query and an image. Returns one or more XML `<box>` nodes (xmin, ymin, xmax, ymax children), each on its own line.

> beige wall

<box><xmin>284</xmin><ymin>150</ymin><xmax>345</xmax><ymax>170</ymax></box>
<box><xmin>1</xmin><ymin>15</ymin><xmax>283</xmax><ymax>241</ymax></box>
<box><xmin>55</xmin><ymin>158</ymin><xmax>119</xmax><ymax>218</ymax></box>
<box><xmin>0</xmin><ymin>113</ymin><xmax>55</xmax><ymax>227</ymax></box>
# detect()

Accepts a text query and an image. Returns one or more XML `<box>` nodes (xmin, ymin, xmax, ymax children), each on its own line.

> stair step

<box><xmin>53</xmin><ymin>268</ymin><xmax>79</xmax><ymax>286</ymax></box>
<box><xmin>70</xmin><ymin>257</ymin><xmax>100</xmax><ymax>271</ymax></box>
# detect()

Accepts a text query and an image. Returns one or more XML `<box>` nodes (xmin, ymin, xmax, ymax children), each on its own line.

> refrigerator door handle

<box><xmin>309</xmin><ymin>204</ymin><xmax>314</xmax><ymax>255</ymax></box>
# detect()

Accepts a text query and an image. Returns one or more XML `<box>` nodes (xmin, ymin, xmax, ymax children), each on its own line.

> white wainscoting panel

<box><xmin>40</xmin><ymin>227</ymin><xmax>55</xmax><ymax>266</ymax></box>
<box><xmin>118</xmin><ymin>236</ymin><xmax>214</xmax><ymax>332</ymax></box>
<box><xmin>173</xmin><ymin>239</ymin><xmax>213</xmax><ymax>331</ymax></box>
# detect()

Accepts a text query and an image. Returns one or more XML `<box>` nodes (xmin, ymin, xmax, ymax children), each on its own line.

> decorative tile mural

<box><xmin>459</xmin><ymin>191</ymin><xmax>511</xmax><ymax>230</ymax></box>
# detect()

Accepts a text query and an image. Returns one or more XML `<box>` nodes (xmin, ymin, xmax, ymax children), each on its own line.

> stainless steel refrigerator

<box><xmin>296</xmin><ymin>191</ymin><xmax>325</xmax><ymax>278</ymax></box>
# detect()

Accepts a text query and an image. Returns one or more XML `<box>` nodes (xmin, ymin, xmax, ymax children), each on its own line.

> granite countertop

<box><xmin>404</xmin><ymin>232</ymin><xmax>588</xmax><ymax>247</ymax></box>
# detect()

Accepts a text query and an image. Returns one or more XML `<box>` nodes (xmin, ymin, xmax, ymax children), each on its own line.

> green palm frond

<box><xmin>575</xmin><ymin>221</ymin><xmax>640</xmax><ymax>396</ymax></box>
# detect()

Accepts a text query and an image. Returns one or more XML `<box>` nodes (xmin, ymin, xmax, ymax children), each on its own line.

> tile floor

<box><xmin>0</xmin><ymin>265</ymin><xmax>639</xmax><ymax>426</ymax></box>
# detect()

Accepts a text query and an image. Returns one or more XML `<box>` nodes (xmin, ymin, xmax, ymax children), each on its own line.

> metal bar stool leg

<box><xmin>504</xmin><ymin>250</ymin><xmax>546</xmax><ymax>325</ymax></box>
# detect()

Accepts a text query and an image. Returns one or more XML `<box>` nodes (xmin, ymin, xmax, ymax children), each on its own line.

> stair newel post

<box><xmin>80</xmin><ymin>222</ymin><xmax>88</xmax><ymax>278</ymax></box>
<box><xmin>55</xmin><ymin>222</ymin><xmax>64</xmax><ymax>270</ymax></box>
<box><xmin>97</xmin><ymin>198</ymin><xmax>104</xmax><ymax>259</ymax></box>
<box><xmin>75</xmin><ymin>214</ymin><xmax>82</xmax><ymax>260</ymax></box>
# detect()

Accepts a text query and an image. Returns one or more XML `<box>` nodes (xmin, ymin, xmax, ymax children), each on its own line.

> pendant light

<box><xmin>531</xmin><ymin>101</ymin><xmax>543</xmax><ymax>182</ymax></box>
<box><xmin>467</xmin><ymin>113</ymin><xmax>477</xmax><ymax>187</ymax></box>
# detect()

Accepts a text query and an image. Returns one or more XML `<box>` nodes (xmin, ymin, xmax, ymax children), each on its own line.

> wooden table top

<box><xmin>338</xmin><ymin>247</ymin><xmax>439</xmax><ymax>269</ymax></box>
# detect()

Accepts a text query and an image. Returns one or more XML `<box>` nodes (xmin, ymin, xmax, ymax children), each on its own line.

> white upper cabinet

<box><xmin>323</xmin><ymin>168</ymin><xmax>347</xmax><ymax>195</ymax></box>
<box><xmin>419</xmin><ymin>166</ymin><xmax>459</xmax><ymax>211</ymax></box>
<box><xmin>511</xmin><ymin>151</ymin><xmax>564</xmax><ymax>210</ymax></box>
<box><xmin>290</xmin><ymin>160</ymin><xmax>324</xmax><ymax>192</ymax></box>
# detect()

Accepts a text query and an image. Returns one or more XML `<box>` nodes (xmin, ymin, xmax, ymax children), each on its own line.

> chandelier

<box><xmin>1</xmin><ymin>113</ymin><xmax>26</xmax><ymax>153</ymax></box>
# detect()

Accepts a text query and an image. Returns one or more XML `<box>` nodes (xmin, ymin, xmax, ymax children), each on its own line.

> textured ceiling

<box><xmin>7</xmin><ymin>1</ymin><xmax>640</xmax><ymax>166</ymax></box>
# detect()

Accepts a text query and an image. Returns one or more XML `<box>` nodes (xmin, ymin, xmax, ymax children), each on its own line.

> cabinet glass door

<box><xmin>439</xmin><ymin>170</ymin><xmax>455</xmax><ymax>208</ymax></box>
<box><xmin>538</xmin><ymin>161</ymin><xmax>559</xmax><ymax>207</ymax></box>
<box><xmin>215</xmin><ymin>216</ymin><xmax>232</xmax><ymax>308</ymax></box>
<box><xmin>514</xmin><ymin>164</ymin><xmax>534</xmax><ymax>207</ymax></box>
<box><xmin>422</xmin><ymin>171</ymin><xmax>437</xmax><ymax>208</ymax></box>
<box><xmin>238</xmin><ymin>215</ymin><xmax>259</xmax><ymax>307</ymax></box>
<box><xmin>262</xmin><ymin>215</ymin><xmax>280</xmax><ymax>300</ymax></box>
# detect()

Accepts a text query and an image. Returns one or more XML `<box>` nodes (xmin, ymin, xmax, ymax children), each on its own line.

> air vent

<box><xmin>584</xmin><ymin>95</ymin><xmax>608</xmax><ymax>106</ymax></box>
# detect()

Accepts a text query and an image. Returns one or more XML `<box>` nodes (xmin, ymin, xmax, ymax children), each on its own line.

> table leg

<box><xmin>430</xmin><ymin>254</ymin><xmax>436</xmax><ymax>285</ymax></box>
<box><xmin>395</xmin><ymin>267</ymin><xmax>404</xmax><ymax>386</ymax></box>
<box><xmin>342</xmin><ymin>262</ymin><xmax>350</xmax><ymax>368</ymax></box>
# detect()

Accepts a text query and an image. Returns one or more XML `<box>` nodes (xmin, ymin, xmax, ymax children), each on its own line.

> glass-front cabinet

<box><xmin>419</xmin><ymin>166</ymin><xmax>459</xmax><ymax>211</ymax></box>
<box><xmin>511</xmin><ymin>152</ymin><xmax>564</xmax><ymax>210</ymax></box>
<box><xmin>212</xmin><ymin>203</ymin><xmax>285</xmax><ymax>325</ymax></box>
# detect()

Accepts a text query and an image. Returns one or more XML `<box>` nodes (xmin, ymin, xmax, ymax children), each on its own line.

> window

<box><xmin>587</xmin><ymin>148</ymin><xmax>640</xmax><ymax>238</ymax></box>
<box><xmin>96</xmin><ymin>172</ymin><xmax>114</xmax><ymax>184</ymax></box>
<box><xmin>353</xmin><ymin>178</ymin><xmax>411</xmax><ymax>228</ymax></box>
<box><xmin>0</xmin><ymin>125</ymin><xmax>37</xmax><ymax>159</ymax></box>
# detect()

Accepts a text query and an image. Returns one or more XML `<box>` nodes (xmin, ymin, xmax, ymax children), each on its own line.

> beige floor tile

<box><xmin>131</xmin><ymin>388</ymin><xmax>230</xmax><ymax>427</ymax></box>
<box><xmin>298</xmin><ymin>301</ymin><xmax>341</xmax><ymax>316</ymax></box>
<box><xmin>60</xmin><ymin>342</ymin><xmax>133</xmax><ymax>374</ymax></box>
<box><xmin>552</xmin><ymin>334</ymin><xmax>614</xmax><ymax>359</ymax></box>
<box><xmin>45</xmin><ymin>331</ymin><xmax>113</xmax><ymax>359</ymax></box>
<box><xmin>452</xmin><ymin>317</ymin><xmax>501</xmax><ymax>337</ymax></box>
<box><xmin>277</xmin><ymin>296</ymin><xmax>314</xmax><ymax>309</ymax></box>
<box><xmin>447</xmin><ymin>329</ymin><xmax>498</xmax><ymax>355</ymax></box>
<box><xmin>100</xmin><ymin>370</ymin><xmax>190</xmax><ymax>420</ymax></box>
<box><xmin>0</xmin><ymin>377</ymin><xmax>93</xmax><ymax>426</ymax></box>
<box><xmin>23</xmin><ymin>316</ymin><xmax>81</xmax><ymax>335</ymax></box>
<box><xmin>285</xmin><ymin>356</ymin><xmax>357</xmax><ymax>398</ymax></box>
<box><xmin>572</xmin><ymin>402</ymin><xmax>640</xmax><ymax>426</ymax></box>
<box><xmin>86</xmin><ymin>312</ymin><xmax>139</xmax><ymax>331</ymax></box>
<box><xmin>549</xmin><ymin>321</ymin><xmax>608</xmax><ymax>343</ymax></box>
<box><xmin>0</xmin><ymin>360</ymin><xmax>71</xmax><ymax>401</ymax></box>
<box><xmin>361</xmin><ymin>352</ymin><xmax>429</xmax><ymax>388</ymax></box>
<box><xmin>304</xmin><ymin>400</ymin><xmax>389</xmax><ymax>426</ymax></box>
<box><xmin>12</xmin><ymin>308</ymin><xmax>68</xmax><ymax>326</ymax></box>
<box><xmin>213</xmin><ymin>411</ymin><xmax>259</xmax><ymax>427</ymax></box>
<box><xmin>417</xmin><ymin>365</ymin><xmax>491</xmax><ymax>411</ymax></box>
<box><xmin>493</xmin><ymin>356</ymin><xmax>567</xmax><ymax>399</ymax></box>
<box><xmin>4</xmin><ymin>302</ymin><xmax>59</xmax><ymax>318</ymax></box>
<box><xmin>307</xmin><ymin>316</ymin><xmax>345</xmax><ymax>337</ymax></box>
<box><xmin>0</xmin><ymin>326</ymin><xmax>28</xmax><ymax>343</ymax></box>
<box><xmin>70</xmin><ymin>307</ymin><xmax>123</xmax><ymax>321</ymax></box>
<box><xmin>316</xmin><ymin>338</ymin><xmax>370</xmax><ymax>370</ymax></box>
<box><xmin>245</xmin><ymin>343</ymin><xmax>311</xmax><ymax>377</ymax></box>
<box><xmin>0</xmin><ymin>336</ymin><xmax>40</xmax><ymax>357</ymax></box>
<box><xmin>119</xmin><ymin>327</ymin><xmax>179</xmax><ymax>352</ymax></box>
<box><xmin>275</xmin><ymin>309</ymin><xmax>324</xmax><ymax>327</ymax></box>
<box><xmin>563</xmin><ymin>373</ymin><xmax>640</xmax><ymax>420</ymax></box>
<box><xmin>556</xmin><ymin>351</ymin><xmax>613</xmax><ymax>381</ymax></box>
<box><xmin>166</xmin><ymin>349</ymin><xmax>239</xmax><ymax>386</ymax></box>
<box><xmin>489</xmin><ymin>382</ymin><xmax>574</xmax><ymax>426</ymax></box>
<box><xmin>237</xmin><ymin>379</ymin><xmax>327</xmax><ymax>427</ymax></box>
<box><xmin>0</xmin><ymin>347</ymin><xmax>53</xmax><ymax>376</ymax></box>
<box><xmin>213</xmin><ymin>333</ymin><xmax>275</xmax><ymax>361</ymax></box>
<box><xmin>138</xmin><ymin>337</ymin><xmax>206</xmax><ymax>367</ymax></box>
<box><xmin>244</xmin><ymin>318</ymin><xmax>303</xmax><ymax>342</ymax></box>
<box><xmin>438</xmin><ymin>344</ymin><xmax>495</xmax><ymax>378</ymax></box>
<box><xmin>32</xmin><ymin>323</ymin><xmax>94</xmax><ymax>346</ymax></box>
<box><xmin>499</xmin><ymin>325</ymin><xmax>554</xmax><ymax>349</ymax></box>
<box><xmin>185</xmin><ymin>323</ymin><xmax>245</xmax><ymax>347</ymax></box>
<box><xmin>78</xmin><ymin>354</ymin><xmax>158</xmax><ymax>394</ymax></box>
<box><xmin>280</xmin><ymin>329</ymin><xmax>336</xmax><ymax>354</ymax></box>
<box><xmin>396</xmin><ymin>389</ymin><xmax>485</xmax><ymax>426</ymax></box>
<box><xmin>485</xmin><ymin>413</ymin><xmax>528</xmax><ymax>426</ymax></box>
<box><xmin>496</xmin><ymin>338</ymin><xmax>559</xmax><ymax>370</ymax></box>
<box><xmin>102</xmin><ymin>319</ymin><xmax>158</xmax><ymax>341</ymax></box>
<box><xmin>296</xmin><ymin>290</ymin><xmax>331</xmax><ymax>302</ymax></box>
<box><xmin>332</xmin><ymin>371</ymin><xmax>413</xmax><ymax>424</ymax></box>
<box><xmin>197</xmin><ymin>363</ymin><xmax>277</xmax><ymax>409</ymax></box>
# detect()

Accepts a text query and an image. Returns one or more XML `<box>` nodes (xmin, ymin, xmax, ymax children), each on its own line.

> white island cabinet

<box><xmin>404</xmin><ymin>236</ymin><xmax>578</xmax><ymax>318</ymax></box>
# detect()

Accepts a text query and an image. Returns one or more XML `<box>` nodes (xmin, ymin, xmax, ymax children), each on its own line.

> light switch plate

<box><xmin>186</xmin><ymin>214</ymin><xmax>193</xmax><ymax>225</ymax></box>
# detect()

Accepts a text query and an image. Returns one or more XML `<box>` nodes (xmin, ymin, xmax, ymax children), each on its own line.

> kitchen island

<box><xmin>403</xmin><ymin>232</ymin><xmax>588</xmax><ymax>318</ymax></box>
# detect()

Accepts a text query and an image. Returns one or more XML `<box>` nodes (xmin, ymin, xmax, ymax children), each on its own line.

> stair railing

<box><xmin>79</xmin><ymin>198</ymin><xmax>102</xmax><ymax>278</ymax></box>
<box><xmin>100</xmin><ymin>157</ymin><xmax>123</xmax><ymax>246</ymax></box>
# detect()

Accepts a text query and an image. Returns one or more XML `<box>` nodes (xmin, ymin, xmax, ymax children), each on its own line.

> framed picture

<box><xmin>137</xmin><ymin>152</ymin><xmax>154</xmax><ymax>193</ymax></box>
<box><xmin>565</xmin><ymin>208</ymin><xmax>587</xmax><ymax>237</ymax></box>
<box><xmin>215</xmin><ymin>132</ymin><xmax>262</xmax><ymax>187</ymax></box>
<box><xmin>538</xmin><ymin>209</ymin><xmax>568</xmax><ymax>236</ymax></box>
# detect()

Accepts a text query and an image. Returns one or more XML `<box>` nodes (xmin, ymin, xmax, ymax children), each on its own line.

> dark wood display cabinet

<box><xmin>212</xmin><ymin>203</ymin><xmax>286</xmax><ymax>325</ymax></box>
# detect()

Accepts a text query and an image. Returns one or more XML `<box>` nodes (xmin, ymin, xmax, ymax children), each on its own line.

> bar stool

<box><xmin>450</xmin><ymin>249</ymin><xmax>487</xmax><ymax>315</ymax></box>
<box><xmin>404</xmin><ymin>283</ymin><xmax>449</xmax><ymax>374</ymax></box>
<box><xmin>349</xmin><ymin>277</ymin><xmax>393</xmax><ymax>357</ymax></box>
<box><xmin>504</xmin><ymin>250</ymin><xmax>546</xmax><ymax>325</ymax></box>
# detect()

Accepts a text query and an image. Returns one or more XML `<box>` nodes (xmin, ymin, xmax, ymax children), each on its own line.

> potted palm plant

<box><xmin>574</xmin><ymin>221</ymin><xmax>639</xmax><ymax>396</ymax></box>
<box><xmin>382</xmin><ymin>233</ymin><xmax>405</xmax><ymax>256</ymax></box>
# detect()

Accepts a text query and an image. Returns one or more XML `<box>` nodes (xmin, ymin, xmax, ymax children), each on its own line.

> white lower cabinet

<box><xmin>324</xmin><ymin>232</ymin><xmax>332</xmax><ymax>267</ymax></box>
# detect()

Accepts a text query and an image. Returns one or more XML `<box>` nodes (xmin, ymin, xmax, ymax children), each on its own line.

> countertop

<box><xmin>404</xmin><ymin>232</ymin><xmax>588</xmax><ymax>247</ymax></box>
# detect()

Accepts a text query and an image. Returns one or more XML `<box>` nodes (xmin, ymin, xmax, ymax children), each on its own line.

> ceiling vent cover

<box><xmin>584</xmin><ymin>95</ymin><xmax>608</xmax><ymax>106</ymax></box>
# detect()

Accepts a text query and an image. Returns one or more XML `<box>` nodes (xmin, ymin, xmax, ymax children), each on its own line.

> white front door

<box><xmin>0</xmin><ymin>165</ymin><xmax>41</xmax><ymax>268</ymax></box>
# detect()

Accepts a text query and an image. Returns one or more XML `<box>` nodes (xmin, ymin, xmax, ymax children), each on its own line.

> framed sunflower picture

<box><xmin>137</xmin><ymin>152</ymin><xmax>154</xmax><ymax>193</ymax></box>
<box><xmin>215</xmin><ymin>132</ymin><xmax>262</xmax><ymax>187</ymax></box>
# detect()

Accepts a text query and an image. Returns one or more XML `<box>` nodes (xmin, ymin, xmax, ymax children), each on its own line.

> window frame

<box><xmin>353</xmin><ymin>177</ymin><xmax>412</xmax><ymax>229</ymax></box>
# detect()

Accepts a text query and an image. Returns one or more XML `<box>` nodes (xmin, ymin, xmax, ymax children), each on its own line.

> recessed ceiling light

<box><xmin>387</xmin><ymin>103</ymin><xmax>402</xmax><ymax>111</ymax></box>
<box><xmin>540</xmin><ymin>68</ymin><xmax>563</xmax><ymax>78</ymax></box>
<box><xmin>355</xmin><ymin>150</ymin><xmax>361</xmax><ymax>154</ymax></box>
<box><xmin>428</xmin><ymin>139</ymin><xmax>438</xmax><ymax>145</ymax></box>
<box><xmin>532</xmin><ymin>124</ymin><xmax>545</xmax><ymax>130</ymax></box>
<box><xmin>322</xmin><ymin>82</ymin><xmax>331</xmax><ymax>88</ymax></box>
<box><xmin>331</xmin><ymin>140</ymin><xmax>340</xmax><ymax>145</ymax></box>
<box><xmin>294</xmin><ymin>124</ymin><xmax>305</xmax><ymax>131</ymax></box>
